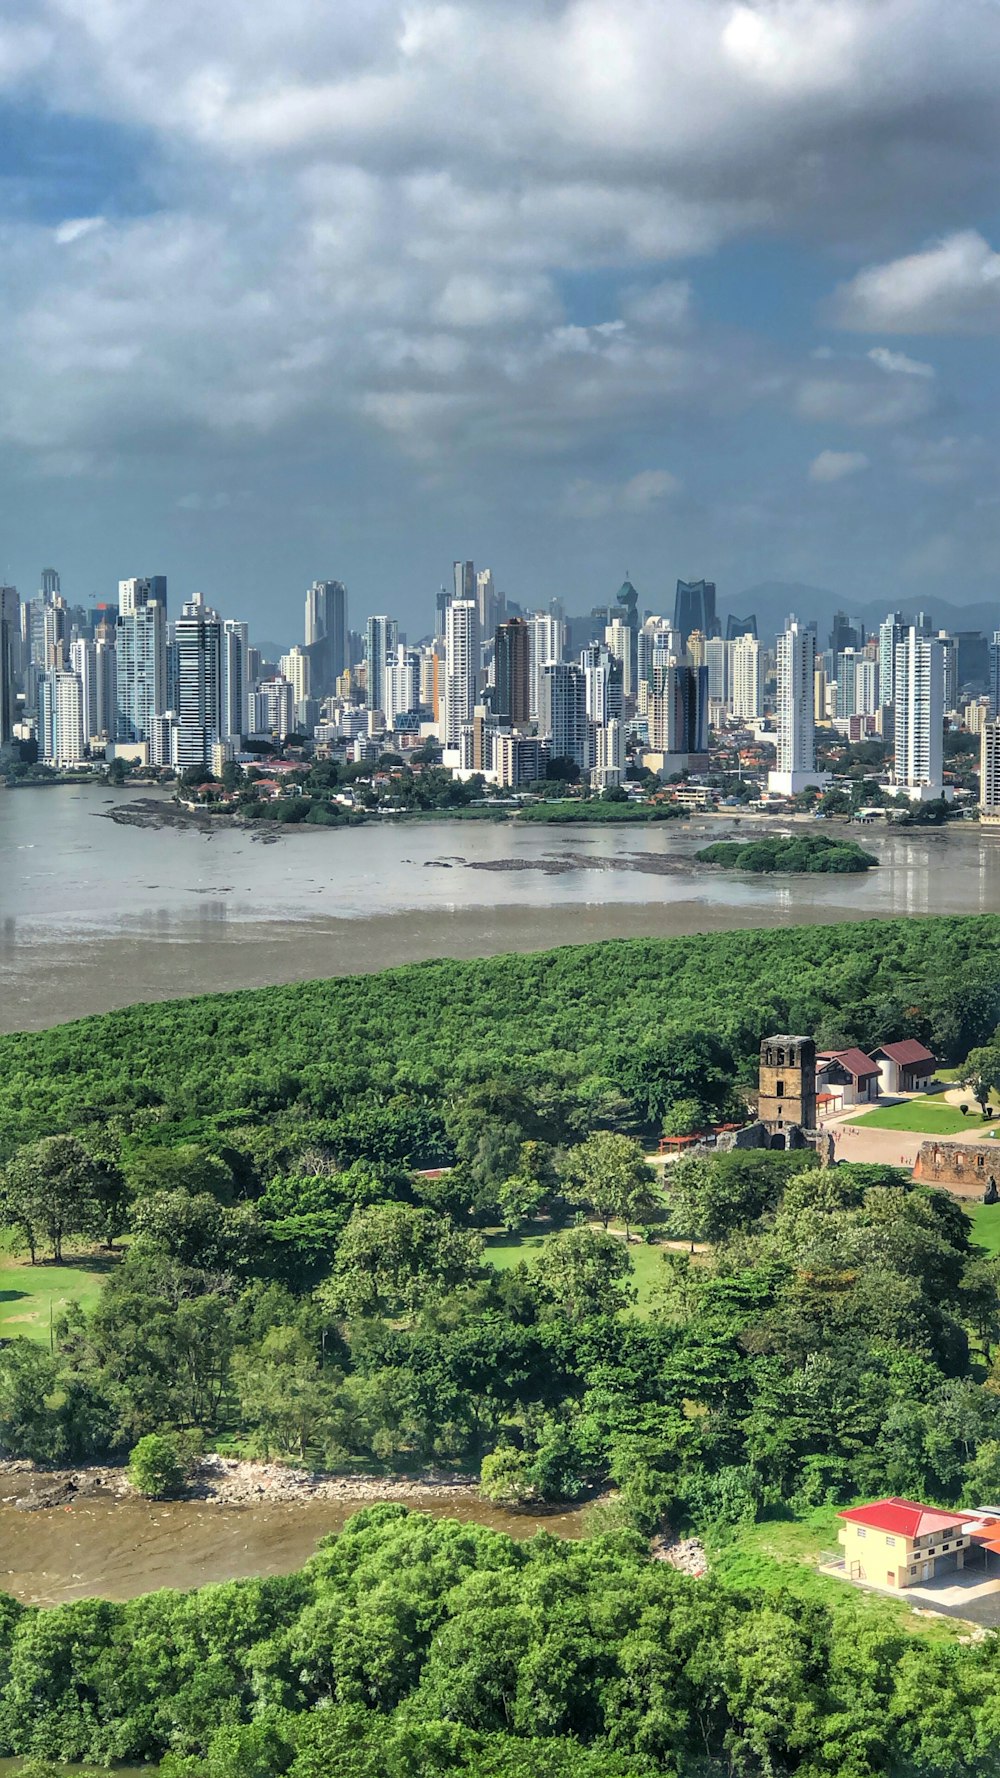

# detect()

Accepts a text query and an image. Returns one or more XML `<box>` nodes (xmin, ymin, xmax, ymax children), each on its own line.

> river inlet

<box><xmin>2</xmin><ymin>784</ymin><xmax>998</xmax><ymax>1032</ymax></box>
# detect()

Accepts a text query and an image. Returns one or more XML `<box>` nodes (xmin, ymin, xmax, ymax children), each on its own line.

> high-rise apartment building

<box><xmin>39</xmin><ymin>668</ymin><xmax>85</xmax><ymax>765</ymax></box>
<box><xmin>70</xmin><ymin>638</ymin><xmax>99</xmax><ymax>741</ymax></box>
<box><xmin>365</xmin><ymin>615</ymin><xmax>398</xmax><ymax>714</ymax></box>
<box><xmin>855</xmin><ymin>659</ymin><xmax>880</xmax><ymax>718</ymax></box>
<box><xmin>173</xmin><ymin>593</ymin><xmax>222</xmax><ymax>770</ymax></box>
<box><xmin>118</xmin><ymin>577</ymin><xmax>167</xmax><ymax>617</ymax></box>
<box><xmin>704</xmin><ymin>636</ymin><xmax>732</xmax><ymax>709</ymax></box>
<box><xmin>476</xmin><ymin>569</ymin><xmax>499</xmax><ymax>641</ymax></box>
<box><xmin>453</xmin><ymin>561</ymin><xmax>475</xmax><ymax>605</ymax></box>
<box><xmin>673</xmin><ymin>579</ymin><xmax>718</xmax><ymax>644</ymax></box>
<box><xmin>770</xmin><ymin>620</ymin><xmax>822</xmax><ymax>794</ymax></box>
<box><xmin>304</xmin><ymin>580</ymin><xmax>348</xmax><ymax>697</ymax></box>
<box><xmin>251</xmin><ymin>677</ymin><xmax>295</xmax><ymax>740</ymax></box>
<box><xmin>579</xmin><ymin>642</ymin><xmax>624</xmax><ymax>726</ymax></box>
<box><xmin>443</xmin><ymin>599</ymin><xmax>479</xmax><ymax>746</ymax></box>
<box><xmin>592</xmin><ymin>719</ymin><xmax>624</xmax><ymax>790</ymax></box>
<box><xmin>493</xmin><ymin>618</ymin><xmax>530</xmax><ymax>725</ymax></box>
<box><xmin>384</xmin><ymin>645</ymin><xmax>422</xmax><ymax>727</ymax></box>
<box><xmin>529</xmin><ymin>613</ymin><xmax>564</xmax><ymax>720</ymax></box>
<box><xmin>539</xmin><ymin>662</ymin><xmax>589</xmax><ymax>771</ymax></box>
<box><xmin>280</xmin><ymin>646</ymin><xmax>311</xmax><ymax>708</ymax></box>
<box><xmin>0</xmin><ymin>587</ymin><xmax>18</xmax><ymax>748</ymax></box>
<box><xmin>731</xmin><ymin>635</ymin><xmax>763</xmax><ymax>721</ymax></box>
<box><xmin>981</xmin><ymin>722</ymin><xmax>1000</xmax><ymax>824</ymax></box>
<box><xmin>116</xmin><ymin>597</ymin><xmax>167</xmax><ymax>743</ymax></box>
<box><xmin>221</xmin><ymin>620</ymin><xmax>249</xmax><ymax>742</ymax></box>
<box><xmin>648</xmin><ymin>663</ymin><xmax>709</xmax><ymax>762</ymax></box>
<box><xmin>894</xmin><ymin>628</ymin><xmax>944</xmax><ymax>799</ymax></box>
<box><xmin>879</xmin><ymin>612</ymin><xmax>905</xmax><ymax>708</ymax></box>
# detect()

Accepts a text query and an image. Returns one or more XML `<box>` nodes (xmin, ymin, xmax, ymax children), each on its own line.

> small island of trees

<box><xmin>696</xmin><ymin>830</ymin><xmax>878</xmax><ymax>874</ymax></box>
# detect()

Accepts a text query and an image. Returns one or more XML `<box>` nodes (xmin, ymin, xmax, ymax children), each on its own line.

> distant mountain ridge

<box><xmin>732</xmin><ymin>581</ymin><xmax>1000</xmax><ymax>643</ymax></box>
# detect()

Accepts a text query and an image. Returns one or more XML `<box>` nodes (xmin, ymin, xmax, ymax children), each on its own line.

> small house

<box><xmin>870</xmin><ymin>1040</ymin><xmax>936</xmax><ymax>1095</ymax></box>
<box><xmin>838</xmin><ymin>1498</ymin><xmax>970</xmax><ymax>1588</ymax></box>
<box><xmin>816</xmin><ymin>1048</ymin><xmax>881</xmax><ymax>1110</ymax></box>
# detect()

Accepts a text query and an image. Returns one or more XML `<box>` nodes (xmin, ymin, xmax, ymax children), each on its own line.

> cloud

<box><xmin>867</xmin><ymin>346</ymin><xmax>933</xmax><ymax>378</ymax></box>
<box><xmin>562</xmin><ymin>468</ymin><xmax>681</xmax><ymax>518</ymax></box>
<box><xmin>808</xmin><ymin>449</ymin><xmax>870</xmax><ymax>482</ymax></box>
<box><xmin>795</xmin><ymin>349</ymin><xmax>936</xmax><ymax>427</ymax></box>
<box><xmin>830</xmin><ymin>231</ymin><xmax>1000</xmax><ymax>334</ymax></box>
<box><xmin>53</xmin><ymin>216</ymin><xmax>106</xmax><ymax>246</ymax></box>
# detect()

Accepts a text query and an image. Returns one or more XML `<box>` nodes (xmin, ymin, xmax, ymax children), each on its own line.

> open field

<box><xmin>711</xmin><ymin>1508</ymin><xmax>966</xmax><ymax>1642</ymax></box>
<box><xmin>0</xmin><ymin>1241</ymin><xmax>117</xmax><ymax>1341</ymax></box>
<box><xmin>484</xmin><ymin>1226</ymin><xmax>676</xmax><ymax>1313</ymax></box>
<box><xmin>853</xmin><ymin>1097</ymin><xmax>993</xmax><ymax>1135</ymax></box>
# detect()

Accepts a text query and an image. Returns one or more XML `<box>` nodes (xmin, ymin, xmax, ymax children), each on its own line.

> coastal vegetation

<box><xmin>2</xmin><ymin>1504</ymin><xmax>999</xmax><ymax>1775</ymax></box>
<box><xmin>695</xmin><ymin>831</ymin><xmax>877</xmax><ymax>873</ymax></box>
<box><xmin>5</xmin><ymin>919</ymin><xmax>1000</xmax><ymax>1770</ymax></box>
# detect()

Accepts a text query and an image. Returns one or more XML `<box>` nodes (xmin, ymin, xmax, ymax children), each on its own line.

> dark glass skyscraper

<box><xmin>726</xmin><ymin>613</ymin><xmax>757</xmax><ymax>641</ymax></box>
<box><xmin>674</xmin><ymin>579</ymin><xmax>718</xmax><ymax>642</ymax></box>
<box><xmin>493</xmin><ymin>617</ymin><xmax>530</xmax><ymax>725</ymax></box>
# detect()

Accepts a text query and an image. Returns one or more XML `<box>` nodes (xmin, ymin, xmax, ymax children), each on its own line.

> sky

<box><xmin>2</xmin><ymin>0</ymin><xmax>1000</xmax><ymax>643</ymax></box>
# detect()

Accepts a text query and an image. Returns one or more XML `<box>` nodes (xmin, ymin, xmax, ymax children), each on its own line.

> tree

<box><xmin>128</xmin><ymin>1432</ymin><xmax>185</xmax><ymax>1497</ymax></box>
<box><xmin>528</xmin><ymin>1227</ymin><xmax>636</xmax><ymax>1321</ymax></box>
<box><xmin>318</xmin><ymin>1204</ymin><xmax>484</xmax><ymax>1319</ymax></box>
<box><xmin>566</xmin><ymin>1131</ymin><xmax>658</xmax><ymax>1236</ymax></box>
<box><xmin>1</xmin><ymin>1134</ymin><xmax>106</xmax><ymax>1262</ymax></box>
<box><xmin>961</xmin><ymin>1042</ymin><xmax>1000</xmax><ymax>1115</ymax></box>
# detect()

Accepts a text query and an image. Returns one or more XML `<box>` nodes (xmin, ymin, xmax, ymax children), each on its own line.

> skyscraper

<box><xmin>384</xmin><ymin>645</ymin><xmax>422</xmax><ymax>727</ymax></box>
<box><xmin>443</xmin><ymin>599</ymin><xmax>479</xmax><ymax>746</ymax></box>
<box><xmin>894</xmin><ymin>628</ymin><xmax>944</xmax><ymax>798</ymax></box>
<box><xmin>704</xmin><ymin>636</ymin><xmax>732</xmax><ymax>709</ymax></box>
<box><xmin>648</xmin><ymin>663</ymin><xmax>709</xmax><ymax>761</ymax></box>
<box><xmin>731</xmin><ymin>636</ymin><xmax>763</xmax><ymax>721</ymax></box>
<box><xmin>39</xmin><ymin>669</ymin><xmax>85</xmax><ymax>765</ymax></box>
<box><xmin>118</xmin><ymin>576</ymin><xmax>167</xmax><ymax>616</ymax></box>
<box><xmin>173</xmin><ymin>593</ymin><xmax>222</xmax><ymax>770</ymax></box>
<box><xmin>879</xmin><ymin>612</ymin><xmax>905</xmax><ymax>708</ymax></box>
<box><xmin>579</xmin><ymin>642</ymin><xmax>624</xmax><ymax>726</ymax></box>
<box><xmin>539</xmin><ymin>662</ymin><xmax>589</xmax><ymax>771</ymax></box>
<box><xmin>221</xmin><ymin>620</ymin><xmax>249</xmax><ymax>742</ymax></box>
<box><xmin>476</xmin><ymin>569</ymin><xmax>499</xmax><ymax>641</ymax></box>
<box><xmin>453</xmin><ymin>561</ymin><xmax>475</xmax><ymax>604</ymax></box>
<box><xmin>493</xmin><ymin>617</ymin><xmax>530</xmax><ymax>725</ymax></box>
<box><xmin>673</xmin><ymin>579</ymin><xmax>718</xmax><ymax>644</ymax></box>
<box><xmin>0</xmin><ymin>587</ymin><xmax>18</xmax><ymax>749</ymax></box>
<box><xmin>769</xmin><ymin>620</ymin><xmax>821</xmax><ymax>794</ymax></box>
<box><xmin>529</xmin><ymin>613</ymin><xmax>564</xmax><ymax>720</ymax></box>
<box><xmin>116</xmin><ymin>597</ymin><xmax>167</xmax><ymax>743</ymax></box>
<box><xmin>365</xmin><ymin>614</ymin><xmax>398</xmax><ymax>714</ymax></box>
<box><xmin>304</xmin><ymin>580</ymin><xmax>348</xmax><ymax>697</ymax></box>
<box><xmin>726</xmin><ymin>614</ymin><xmax>757</xmax><ymax>641</ymax></box>
<box><xmin>981</xmin><ymin>722</ymin><xmax>1000</xmax><ymax>825</ymax></box>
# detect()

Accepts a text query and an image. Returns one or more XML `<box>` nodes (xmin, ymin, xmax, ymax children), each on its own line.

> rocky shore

<box><xmin>1</xmin><ymin>1455</ymin><xmax>478</xmax><ymax>1511</ymax></box>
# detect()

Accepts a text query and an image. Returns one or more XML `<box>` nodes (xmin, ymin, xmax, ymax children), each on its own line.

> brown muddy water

<box><xmin>0</xmin><ymin>1489</ymin><xmax>589</xmax><ymax>1607</ymax></box>
<box><xmin>3</xmin><ymin>785</ymin><xmax>998</xmax><ymax>1033</ymax></box>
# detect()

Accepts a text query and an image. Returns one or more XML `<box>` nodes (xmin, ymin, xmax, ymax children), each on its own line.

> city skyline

<box><xmin>3</xmin><ymin>3</ymin><xmax>1000</xmax><ymax>628</ymax></box>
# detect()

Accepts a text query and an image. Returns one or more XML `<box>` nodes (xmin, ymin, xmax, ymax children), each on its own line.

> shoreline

<box><xmin>2</xmin><ymin>1454</ymin><xmax>480</xmax><ymax>1511</ymax></box>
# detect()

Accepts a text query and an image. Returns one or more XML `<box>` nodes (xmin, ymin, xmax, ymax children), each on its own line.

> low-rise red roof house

<box><xmin>838</xmin><ymin>1498</ymin><xmax>970</xmax><ymax>1588</ymax></box>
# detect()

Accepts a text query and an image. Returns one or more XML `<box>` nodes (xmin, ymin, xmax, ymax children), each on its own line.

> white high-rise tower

<box><xmin>443</xmin><ymin>599</ymin><xmax>480</xmax><ymax>747</ymax></box>
<box><xmin>894</xmin><ymin>628</ymin><xmax>945</xmax><ymax>800</ymax></box>
<box><xmin>769</xmin><ymin>620</ymin><xmax>825</xmax><ymax>794</ymax></box>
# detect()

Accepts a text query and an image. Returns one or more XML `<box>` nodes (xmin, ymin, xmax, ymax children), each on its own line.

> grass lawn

<box><xmin>966</xmin><ymin>1200</ymin><xmax>1000</xmax><ymax>1255</ymax></box>
<box><xmin>483</xmin><ymin>1226</ymin><xmax>678</xmax><ymax>1313</ymax></box>
<box><xmin>711</xmin><ymin>1508</ymin><xmax>965</xmax><ymax>1642</ymax></box>
<box><xmin>0</xmin><ymin>1241</ymin><xmax>117</xmax><ymax>1342</ymax></box>
<box><xmin>852</xmin><ymin>1097</ymin><xmax>992</xmax><ymax>1135</ymax></box>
